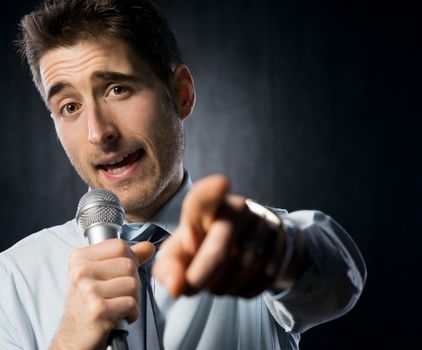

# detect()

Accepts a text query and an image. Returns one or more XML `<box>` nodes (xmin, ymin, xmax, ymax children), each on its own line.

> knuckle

<box><xmin>126</xmin><ymin>296</ymin><xmax>138</xmax><ymax>310</ymax></box>
<box><xmin>126</xmin><ymin>297</ymin><xmax>139</xmax><ymax>323</ymax></box>
<box><xmin>68</xmin><ymin>249</ymin><xmax>82</xmax><ymax>267</ymax></box>
<box><xmin>91</xmin><ymin>298</ymin><xmax>109</xmax><ymax>321</ymax></box>
<box><xmin>84</xmin><ymin>280</ymin><xmax>98</xmax><ymax>297</ymax></box>
<box><xmin>127</xmin><ymin>277</ymin><xmax>140</xmax><ymax>295</ymax></box>
<box><xmin>69</xmin><ymin>263</ymin><xmax>90</xmax><ymax>284</ymax></box>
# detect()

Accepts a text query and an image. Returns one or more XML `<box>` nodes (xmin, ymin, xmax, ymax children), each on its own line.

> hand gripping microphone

<box><xmin>76</xmin><ymin>189</ymin><xmax>129</xmax><ymax>350</ymax></box>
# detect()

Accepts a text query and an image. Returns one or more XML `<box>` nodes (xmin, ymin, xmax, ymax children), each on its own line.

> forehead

<box><xmin>39</xmin><ymin>37</ymin><xmax>150</xmax><ymax>95</ymax></box>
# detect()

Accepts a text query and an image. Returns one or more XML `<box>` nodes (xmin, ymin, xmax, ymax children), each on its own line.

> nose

<box><xmin>86</xmin><ymin>103</ymin><xmax>119</xmax><ymax>146</ymax></box>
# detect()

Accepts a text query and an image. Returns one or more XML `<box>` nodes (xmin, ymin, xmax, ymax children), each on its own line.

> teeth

<box><xmin>103</xmin><ymin>154</ymin><xmax>128</xmax><ymax>166</ymax></box>
<box><xmin>107</xmin><ymin>164</ymin><xmax>132</xmax><ymax>174</ymax></box>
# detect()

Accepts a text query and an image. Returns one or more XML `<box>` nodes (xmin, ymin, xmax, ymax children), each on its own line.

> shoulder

<box><xmin>0</xmin><ymin>219</ymin><xmax>85</xmax><ymax>273</ymax></box>
<box><xmin>0</xmin><ymin>221</ymin><xmax>83</xmax><ymax>347</ymax></box>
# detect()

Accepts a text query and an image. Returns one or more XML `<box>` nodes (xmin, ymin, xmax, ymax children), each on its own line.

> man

<box><xmin>0</xmin><ymin>0</ymin><xmax>366</xmax><ymax>349</ymax></box>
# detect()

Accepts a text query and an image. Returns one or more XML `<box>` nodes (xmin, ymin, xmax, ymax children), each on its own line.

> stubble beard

<box><xmin>118</xmin><ymin>125</ymin><xmax>185</xmax><ymax>217</ymax></box>
<box><xmin>120</xmin><ymin>90</ymin><xmax>186</xmax><ymax>217</ymax></box>
<box><xmin>65</xmin><ymin>96</ymin><xmax>186</xmax><ymax>219</ymax></box>
<box><xmin>66</xmin><ymin>125</ymin><xmax>184</xmax><ymax>219</ymax></box>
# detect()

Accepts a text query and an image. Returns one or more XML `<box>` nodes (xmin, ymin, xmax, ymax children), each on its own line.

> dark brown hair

<box><xmin>16</xmin><ymin>0</ymin><xmax>183</xmax><ymax>99</ymax></box>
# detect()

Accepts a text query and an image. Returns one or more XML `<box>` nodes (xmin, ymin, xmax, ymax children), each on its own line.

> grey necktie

<box><xmin>122</xmin><ymin>223</ymin><xmax>168</xmax><ymax>350</ymax></box>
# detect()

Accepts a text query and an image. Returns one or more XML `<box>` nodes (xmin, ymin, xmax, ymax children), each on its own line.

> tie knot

<box><xmin>122</xmin><ymin>223</ymin><xmax>169</xmax><ymax>247</ymax></box>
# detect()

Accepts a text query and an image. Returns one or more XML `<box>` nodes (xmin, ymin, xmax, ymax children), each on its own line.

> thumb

<box><xmin>130</xmin><ymin>241</ymin><xmax>156</xmax><ymax>265</ymax></box>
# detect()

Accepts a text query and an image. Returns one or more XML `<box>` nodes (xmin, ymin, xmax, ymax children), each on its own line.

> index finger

<box><xmin>69</xmin><ymin>239</ymin><xmax>135</xmax><ymax>265</ymax></box>
<box><xmin>180</xmin><ymin>174</ymin><xmax>230</xmax><ymax>253</ymax></box>
<box><xmin>69</xmin><ymin>239</ymin><xmax>154</xmax><ymax>267</ymax></box>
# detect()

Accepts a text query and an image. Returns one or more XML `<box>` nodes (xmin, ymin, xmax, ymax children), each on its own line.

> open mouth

<box><xmin>98</xmin><ymin>149</ymin><xmax>144</xmax><ymax>175</ymax></box>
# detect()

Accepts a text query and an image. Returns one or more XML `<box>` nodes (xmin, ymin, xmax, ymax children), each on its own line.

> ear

<box><xmin>170</xmin><ymin>65</ymin><xmax>196</xmax><ymax>120</ymax></box>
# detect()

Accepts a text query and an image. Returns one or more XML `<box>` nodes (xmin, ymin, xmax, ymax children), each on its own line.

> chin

<box><xmin>117</xmin><ymin>178</ymin><xmax>162</xmax><ymax>212</ymax></box>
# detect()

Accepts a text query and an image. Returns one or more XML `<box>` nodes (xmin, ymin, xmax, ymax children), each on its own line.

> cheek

<box><xmin>54</xmin><ymin>122</ymin><xmax>84</xmax><ymax>162</ymax></box>
<box><xmin>116</xmin><ymin>95</ymin><xmax>163</xmax><ymax>135</ymax></box>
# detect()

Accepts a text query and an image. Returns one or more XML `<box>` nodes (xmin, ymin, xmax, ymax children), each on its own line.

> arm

<box><xmin>153</xmin><ymin>175</ymin><xmax>366</xmax><ymax>331</ymax></box>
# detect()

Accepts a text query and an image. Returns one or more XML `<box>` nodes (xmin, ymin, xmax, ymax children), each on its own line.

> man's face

<box><xmin>39</xmin><ymin>37</ymin><xmax>186</xmax><ymax>221</ymax></box>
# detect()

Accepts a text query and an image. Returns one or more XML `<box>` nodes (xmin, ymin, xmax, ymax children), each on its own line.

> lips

<box><xmin>97</xmin><ymin>149</ymin><xmax>144</xmax><ymax>175</ymax></box>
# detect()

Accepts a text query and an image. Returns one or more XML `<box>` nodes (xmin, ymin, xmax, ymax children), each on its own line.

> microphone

<box><xmin>76</xmin><ymin>188</ymin><xmax>129</xmax><ymax>350</ymax></box>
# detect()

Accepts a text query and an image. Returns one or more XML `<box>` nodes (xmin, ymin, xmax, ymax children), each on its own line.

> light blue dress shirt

<box><xmin>0</xmin><ymin>174</ymin><xmax>366</xmax><ymax>349</ymax></box>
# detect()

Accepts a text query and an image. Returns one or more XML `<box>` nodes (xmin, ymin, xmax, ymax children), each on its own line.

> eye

<box><xmin>60</xmin><ymin>102</ymin><xmax>81</xmax><ymax>117</ymax></box>
<box><xmin>111</xmin><ymin>86</ymin><xmax>128</xmax><ymax>95</ymax></box>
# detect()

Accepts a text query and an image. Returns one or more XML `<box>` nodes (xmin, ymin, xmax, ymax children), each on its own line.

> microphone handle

<box><xmin>86</xmin><ymin>224</ymin><xmax>129</xmax><ymax>350</ymax></box>
<box><xmin>107</xmin><ymin>329</ymin><xmax>129</xmax><ymax>350</ymax></box>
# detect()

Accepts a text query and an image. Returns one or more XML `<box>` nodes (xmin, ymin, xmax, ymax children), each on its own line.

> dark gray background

<box><xmin>0</xmin><ymin>0</ymin><xmax>419</xmax><ymax>349</ymax></box>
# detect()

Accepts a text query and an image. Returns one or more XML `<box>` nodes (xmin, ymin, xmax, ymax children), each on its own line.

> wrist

<box><xmin>244</xmin><ymin>199</ymin><xmax>311</xmax><ymax>292</ymax></box>
<box><xmin>49</xmin><ymin>320</ymin><xmax>108</xmax><ymax>350</ymax></box>
<box><xmin>273</xmin><ymin>216</ymin><xmax>311</xmax><ymax>292</ymax></box>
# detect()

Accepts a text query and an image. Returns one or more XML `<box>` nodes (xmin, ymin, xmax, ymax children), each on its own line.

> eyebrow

<box><xmin>92</xmin><ymin>71</ymin><xmax>140</xmax><ymax>83</ymax></box>
<box><xmin>47</xmin><ymin>82</ymin><xmax>69</xmax><ymax>102</ymax></box>
<box><xmin>46</xmin><ymin>71</ymin><xmax>141</xmax><ymax>102</ymax></box>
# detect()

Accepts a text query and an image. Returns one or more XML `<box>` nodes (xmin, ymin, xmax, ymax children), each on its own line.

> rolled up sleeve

<box><xmin>263</xmin><ymin>210</ymin><xmax>367</xmax><ymax>333</ymax></box>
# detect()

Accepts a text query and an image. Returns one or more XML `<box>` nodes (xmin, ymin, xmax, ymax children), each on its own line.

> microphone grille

<box><xmin>76</xmin><ymin>189</ymin><xmax>125</xmax><ymax>231</ymax></box>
